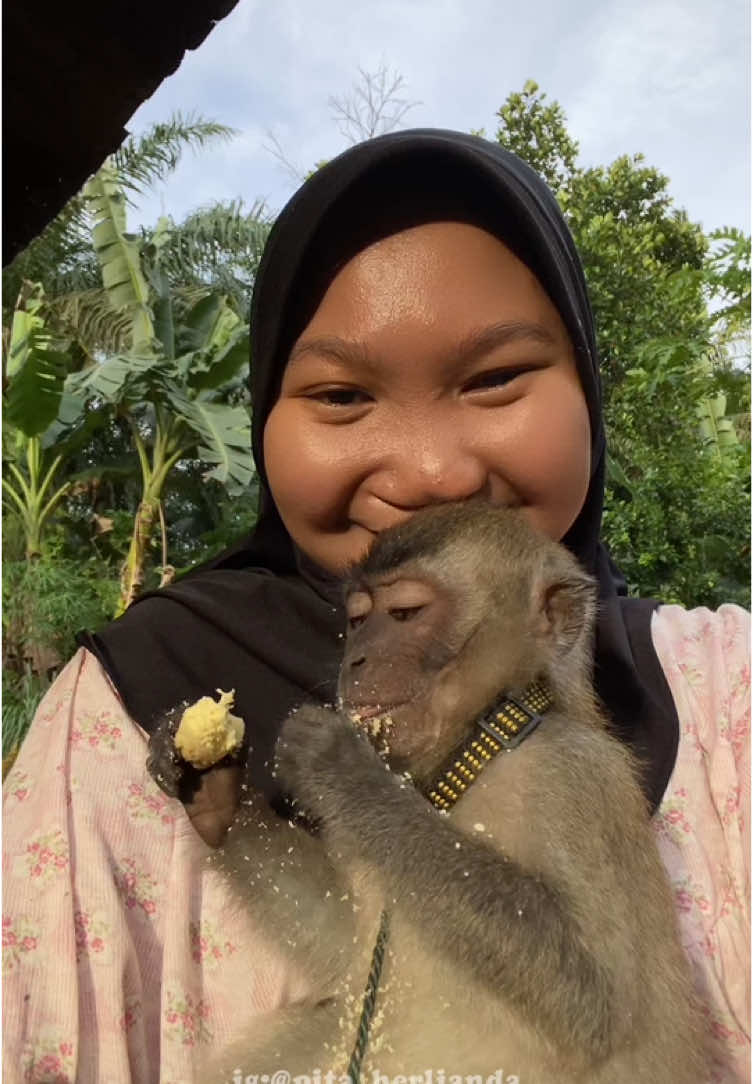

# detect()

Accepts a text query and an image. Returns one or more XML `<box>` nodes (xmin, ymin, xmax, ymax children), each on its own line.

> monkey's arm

<box><xmin>277</xmin><ymin>706</ymin><xmax>622</xmax><ymax>1066</ymax></box>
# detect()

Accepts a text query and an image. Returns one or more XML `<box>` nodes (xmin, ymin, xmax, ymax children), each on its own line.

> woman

<box><xmin>3</xmin><ymin>131</ymin><xmax>748</xmax><ymax>1083</ymax></box>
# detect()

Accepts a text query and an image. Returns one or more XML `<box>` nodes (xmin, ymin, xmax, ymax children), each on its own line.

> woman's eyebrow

<box><xmin>454</xmin><ymin>320</ymin><xmax>559</xmax><ymax>361</ymax></box>
<box><xmin>288</xmin><ymin>336</ymin><xmax>374</xmax><ymax>369</ymax></box>
<box><xmin>288</xmin><ymin>320</ymin><xmax>558</xmax><ymax>371</ymax></box>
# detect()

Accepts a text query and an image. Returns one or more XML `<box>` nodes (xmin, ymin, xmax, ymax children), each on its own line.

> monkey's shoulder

<box><xmin>470</xmin><ymin>709</ymin><xmax>642</xmax><ymax>789</ymax></box>
<box><xmin>452</xmin><ymin>711</ymin><xmax>650</xmax><ymax>852</ymax></box>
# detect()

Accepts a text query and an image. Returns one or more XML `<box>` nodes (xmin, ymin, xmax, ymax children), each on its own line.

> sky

<box><xmin>127</xmin><ymin>0</ymin><xmax>750</xmax><ymax>236</ymax></box>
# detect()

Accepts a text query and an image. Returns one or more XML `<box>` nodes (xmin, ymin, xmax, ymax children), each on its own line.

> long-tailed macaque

<box><xmin>150</xmin><ymin>501</ymin><xmax>706</xmax><ymax>1081</ymax></box>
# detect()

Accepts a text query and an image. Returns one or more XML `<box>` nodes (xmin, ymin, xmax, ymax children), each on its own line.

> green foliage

<box><xmin>495</xmin><ymin>80</ymin><xmax>579</xmax><ymax>194</ymax></box>
<box><xmin>2</xmin><ymin>549</ymin><xmax>119</xmax><ymax>755</ymax></box>
<box><xmin>85</xmin><ymin>163</ymin><xmax>156</xmax><ymax>353</ymax></box>
<box><xmin>1</xmin><ymin>114</ymin><xmax>265</xmax><ymax>752</ymax></box>
<box><xmin>3</xmin><ymin>551</ymin><xmax>118</xmax><ymax>658</ymax></box>
<box><xmin>164</xmin><ymin>470</ymin><xmax>261</xmax><ymax>569</ymax></box>
<box><xmin>704</xmin><ymin>227</ymin><xmax>751</xmax><ymax>340</ymax></box>
<box><xmin>151</xmin><ymin>200</ymin><xmax>271</xmax><ymax>315</ymax></box>
<box><xmin>610</xmin><ymin>429</ymin><xmax>749</xmax><ymax>612</ymax></box>
<box><xmin>2</xmin><ymin>194</ymin><xmax>98</xmax><ymax>308</ymax></box>
<box><xmin>162</xmin><ymin>384</ymin><xmax>255</xmax><ymax>492</ymax></box>
<box><xmin>562</xmin><ymin>158</ymin><xmax>708</xmax><ymax>395</ymax></box>
<box><xmin>47</xmin><ymin>288</ymin><xmax>136</xmax><ymax>358</ymax></box>
<box><xmin>2</xmin><ymin>114</ymin><xmax>238</xmax><ymax>324</ymax></box>
<box><xmin>4</xmin><ymin>285</ymin><xmax>71</xmax><ymax>436</ymax></box>
<box><xmin>2</xmin><ymin>288</ymin><xmax>97</xmax><ymax>559</ymax></box>
<box><xmin>3</xmin><ymin>669</ymin><xmax>51</xmax><ymax>759</ymax></box>
<box><xmin>63</xmin><ymin>303</ymin><xmax>254</xmax><ymax>497</ymax></box>
<box><xmin>495</xmin><ymin>83</ymin><xmax>750</xmax><ymax>607</ymax></box>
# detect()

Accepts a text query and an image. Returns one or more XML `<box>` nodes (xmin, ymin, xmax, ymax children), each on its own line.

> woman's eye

<box><xmin>465</xmin><ymin>368</ymin><xmax>528</xmax><ymax>392</ymax></box>
<box><xmin>311</xmin><ymin>387</ymin><xmax>370</xmax><ymax>407</ymax></box>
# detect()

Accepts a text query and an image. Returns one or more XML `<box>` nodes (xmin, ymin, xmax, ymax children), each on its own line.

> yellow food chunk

<box><xmin>175</xmin><ymin>689</ymin><xmax>245</xmax><ymax>769</ymax></box>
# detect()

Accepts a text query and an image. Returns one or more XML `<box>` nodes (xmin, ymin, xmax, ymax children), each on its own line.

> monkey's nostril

<box><xmin>349</xmin><ymin>655</ymin><xmax>366</xmax><ymax>669</ymax></box>
<box><xmin>348</xmin><ymin>616</ymin><xmax>366</xmax><ymax>631</ymax></box>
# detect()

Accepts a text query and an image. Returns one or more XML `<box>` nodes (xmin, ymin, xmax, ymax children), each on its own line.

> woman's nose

<box><xmin>380</xmin><ymin>423</ymin><xmax>489</xmax><ymax>506</ymax></box>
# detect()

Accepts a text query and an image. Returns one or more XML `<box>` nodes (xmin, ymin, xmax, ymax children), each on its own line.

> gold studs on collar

<box><xmin>426</xmin><ymin>680</ymin><xmax>553</xmax><ymax>812</ymax></box>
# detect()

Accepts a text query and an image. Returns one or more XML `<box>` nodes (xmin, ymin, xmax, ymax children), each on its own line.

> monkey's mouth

<box><xmin>347</xmin><ymin>702</ymin><xmax>407</xmax><ymax>724</ymax></box>
<box><xmin>347</xmin><ymin>704</ymin><xmax>402</xmax><ymax>758</ymax></box>
<box><xmin>349</xmin><ymin>703</ymin><xmax>392</xmax><ymax>720</ymax></box>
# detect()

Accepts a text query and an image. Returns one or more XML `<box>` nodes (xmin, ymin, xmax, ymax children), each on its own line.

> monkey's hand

<box><xmin>275</xmin><ymin>704</ymin><xmax>394</xmax><ymax>826</ymax></box>
<box><xmin>147</xmin><ymin>708</ymin><xmax>243</xmax><ymax>848</ymax></box>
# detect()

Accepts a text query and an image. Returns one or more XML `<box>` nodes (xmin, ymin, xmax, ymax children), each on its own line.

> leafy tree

<box><xmin>66</xmin><ymin>164</ymin><xmax>256</xmax><ymax>612</ymax></box>
<box><xmin>152</xmin><ymin>199</ymin><xmax>270</xmax><ymax>316</ymax></box>
<box><xmin>2</xmin><ymin>283</ymin><xmax>99</xmax><ymax>559</ymax></box>
<box><xmin>495</xmin><ymin>79</ymin><xmax>578</xmax><ymax>195</ymax></box>
<box><xmin>707</xmin><ymin>228</ymin><xmax>751</xmax><ymax>331</ymax></box>
<box><xmin>495</xmin><ymin>82</ymin><xmax>750</xmax><ymax>607</ymax></box>
<box><xmin>562</xmin><ymin>159</ymin><xmax>707</xmax><ymax>396</ymax></box>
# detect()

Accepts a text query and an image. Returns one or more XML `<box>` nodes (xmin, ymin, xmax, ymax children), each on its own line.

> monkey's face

<box><xmin>263</xmin><ymin>221</ymin><xmax>591</xmax><ymax>576</ymax></box>
<box><xmin>337</xmin><ymin>513</ymin><xmax>539</xmax><ymax>781</ymax></box>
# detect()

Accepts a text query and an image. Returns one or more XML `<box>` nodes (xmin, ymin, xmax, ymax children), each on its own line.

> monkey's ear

<box><xmin>536</xmin><ymin>558</ymin><xmax>596</xmax><ymax>660</ymax></box>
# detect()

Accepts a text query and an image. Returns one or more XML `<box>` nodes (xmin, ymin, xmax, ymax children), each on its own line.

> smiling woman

<box><xmin>265</xmin><ymin>221</ymin><xmax>591</xmax><ymax>573</ymax></box>
<box><xmin>2</xmin><ymin>130</ymin><xmax>749</xmax><ymax>1083</ymax></box>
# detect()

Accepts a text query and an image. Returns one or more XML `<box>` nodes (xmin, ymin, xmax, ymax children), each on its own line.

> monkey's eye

<box><xmin>345</xmin><ymin>590</ymin><xmax>372</xmax><ymax>629</ymax></box>
<box><xmin>388</xmin><ymin>605</ymin><xmax>425</xmax><ymax>622</ymax></box>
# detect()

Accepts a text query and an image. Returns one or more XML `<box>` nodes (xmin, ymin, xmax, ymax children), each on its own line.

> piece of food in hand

<box><xmin>175</xmin><ymin>689</ymin><xmax>245</xmax><ymax>769</ymax></box>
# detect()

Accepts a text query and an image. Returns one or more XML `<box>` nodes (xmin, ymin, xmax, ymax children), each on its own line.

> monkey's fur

<box><xmin>155</xmin><ymin>503</ymin><xmax>706</xmax><ymax>1080</ymax></box>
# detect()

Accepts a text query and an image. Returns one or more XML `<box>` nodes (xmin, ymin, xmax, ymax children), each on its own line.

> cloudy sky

<box><xmin>128</xmin><ymin>0</ymin><xmax>750</xmax><ymax>235</ymax></box>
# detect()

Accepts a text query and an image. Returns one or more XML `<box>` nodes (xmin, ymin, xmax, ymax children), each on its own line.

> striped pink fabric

<box><xmin>2</xmin><ymin>603</ymin><xmax>749</xmax><ymax>1082</ymax></box>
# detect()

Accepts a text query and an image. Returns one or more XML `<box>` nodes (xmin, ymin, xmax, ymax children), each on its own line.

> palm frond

<box><xmin>2</xmin><ymin>194</ymin><xmax>99</xmax><ymax>305</ymax></box>
<box><xmin>3</xmin><ymin>114</ymin><xmax>236</xmax><ymax>308</ymax></box>
<box><xmin>49</xmin><ymin>290</ymin><xmax>134</xmax><ymax>356</ymax></box>
<box><xmin>153</xmin><ymin>200</ymin><xmax>272</xmax><ymax>309</ymax></box>
<box><xmin>114</xmin><ymin>113</ymin><xmax>237</xmax><ymax>198</ymax></box>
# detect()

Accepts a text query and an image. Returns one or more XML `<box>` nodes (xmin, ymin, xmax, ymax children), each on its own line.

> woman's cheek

<box><xmin>521</xmin><ymin>393</ymin><xmax>591</xmax><ymax>539</ymax></box>
<box><xmin>264</xmin><ymin>402</ymin><xmax>356</xmax><ymax>524</ymax></box>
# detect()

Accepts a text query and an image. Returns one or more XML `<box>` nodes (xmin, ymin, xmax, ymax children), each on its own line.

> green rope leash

<box><xmin>346</xmin><ymin>908</ymin><xmax>390</xmax><ymax>1082</ymax></box>
<box><xmin>345</xmin><ymin>681</ymin><xmax>552</xmax><ymax>1078</ymax></box>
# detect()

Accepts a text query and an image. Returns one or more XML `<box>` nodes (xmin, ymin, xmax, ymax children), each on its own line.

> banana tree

<box><xmin>2</xmin><ymin>284</ymin><xmax>84</xmax><ymax>558</ymax></box>
<box><xmin>696</xmin><ymin>389</ymin><xmax>740</xmax><ymax>458</ymax></box>
<box><xmin>67</xmin><ymin>315</ymin><xmax>253</xmax><ymax>612</ymax></box>
<box><xmin>695</xmin><ymin>345</ymin><xmax>745</xmax><ymax>460</ymax></box>
<box><xmin>74</xmin><ymin>169</ymin><xmax>254</xmax><ymax>613</ymax></box>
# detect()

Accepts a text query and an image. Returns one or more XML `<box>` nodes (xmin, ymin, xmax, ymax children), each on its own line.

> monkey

<box><xmin>148</xmin><ymin>500</ymin><xmax>707</xmax><ymax>1082</ymax></box>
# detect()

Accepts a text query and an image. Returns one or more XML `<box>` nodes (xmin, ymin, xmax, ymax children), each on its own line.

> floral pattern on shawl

<box><xmin>2</xmin><ymin>604</ymin><xmax>749</xmax><ymax>1082</ymax></box>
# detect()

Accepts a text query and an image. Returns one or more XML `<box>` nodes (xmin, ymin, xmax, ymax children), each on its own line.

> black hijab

<box><xmin>79</xmin><ymin>130</ymin><xmax>679</xmax><ymax>813</ymax></box>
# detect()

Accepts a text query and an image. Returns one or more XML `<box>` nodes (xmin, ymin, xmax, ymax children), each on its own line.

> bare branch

<box><xmin>263</xmin><ymin>66</ymin><xmax>421</xmax><ymax>185</ymax></box>
<box><xmin>263</xmin><ymin>129</ymin><xmax>308</xmax><ymax>183</ymax></box>
<box><xmin>329</xmin><ymin>65</ymin><xmax>420</xmax><ymax>144</ymax></box>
